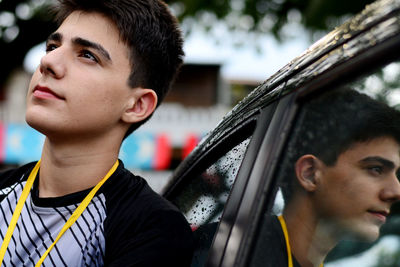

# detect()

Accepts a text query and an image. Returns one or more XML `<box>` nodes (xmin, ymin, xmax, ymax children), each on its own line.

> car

<box><xmin>162</xmin><ymin>0</ymin><xmax>400</xmax><ymax>266</ymax></box>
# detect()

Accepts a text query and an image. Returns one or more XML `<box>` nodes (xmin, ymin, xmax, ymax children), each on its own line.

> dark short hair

<box><xmin>279</xmin><ymin>88</ymin><xmax>400</xmax><ymax>201</ymax></box>
<box><xmin>53</xmin><ymin>0</ymin><xmax>184</xmax><ymax>136</ymax></box>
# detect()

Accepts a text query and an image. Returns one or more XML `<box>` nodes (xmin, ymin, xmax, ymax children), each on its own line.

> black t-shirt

<box><xmin>0</xmin><ymin>161</ymin><xmax>194</xmax><ymax>266</ymax></box>
<box><xmin>249</xmin><ymin>215</ymin><xmax>301</xmax><ymax>267</ymax></box>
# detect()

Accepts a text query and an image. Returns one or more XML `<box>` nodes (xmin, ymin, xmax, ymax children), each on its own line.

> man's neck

<box><xmin>283</xmin><ymin>197</ymin><xmax>338</xmax><ymax>267</ymax></box>
<box><xmin>37</xmin><ymin>137</ymin><xmax>121</xmax><ymax>198</ymax></box>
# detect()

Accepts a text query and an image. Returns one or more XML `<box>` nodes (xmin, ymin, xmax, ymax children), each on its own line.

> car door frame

<box><xmin>211</xmin><ymin>4</ymin><xmax>400</xmax><ymax>267</ymax></box>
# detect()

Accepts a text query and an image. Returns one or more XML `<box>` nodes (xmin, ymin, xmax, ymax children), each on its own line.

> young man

<box><xmin>254</xmin><ymin>88</ymin><xmax>400</xmax><ymax>267</ymax></box>
<box><xmin>0</xmin><ymin>0</ymin><xmax>194</xmax><ymax>266</ymax></box>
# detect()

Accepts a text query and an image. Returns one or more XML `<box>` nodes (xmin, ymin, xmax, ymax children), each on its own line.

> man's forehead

<box><xmin>346</xmin><ymin>136</ymin><xmax>400</xmax><ymax>165</ymax></box>
<box><xmin>57</xmin><ymin>11</ymin><xmax>118</xmax><ymax>40</ymax></box>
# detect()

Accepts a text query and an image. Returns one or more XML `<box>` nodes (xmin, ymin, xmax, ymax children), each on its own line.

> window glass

<box><xmin>250</xmin><ymin>61</ymin><xmax>400</xmax><ymax>267</ymax></box>
<box><xmin>173</xmin><ymin>137</ymin><xmax>251</xmax><ymax>228</ymax></box>
<box><xmin>171</xmin><ymin>137</ymin><xmax>251</xmax><ymax>267</ymax></box>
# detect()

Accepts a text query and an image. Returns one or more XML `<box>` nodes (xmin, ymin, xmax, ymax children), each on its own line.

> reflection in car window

<box><xmin>326</xmin><ymin>61</ymin><xmax>400</xmax><ymax>267</ymax></box>
<box><xmin>250</xmin><ymin>61</ymin><xmax>400</xmax><ymax>267</ymax></box>
<box><xmin>353</xmin><ymin>62</ymin><xmax>400</xmax><ymax>108</ymax></box>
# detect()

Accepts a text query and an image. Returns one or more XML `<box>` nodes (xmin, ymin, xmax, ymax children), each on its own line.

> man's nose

<box><xmin>39</xmin><ymin>48</ymin><xmax>66</xmax><ymax>79</ymax></box>
<box><xmin>381</xmin><ymin>174</ymin><xmax>400</xmax><ymax>203</ymax></box>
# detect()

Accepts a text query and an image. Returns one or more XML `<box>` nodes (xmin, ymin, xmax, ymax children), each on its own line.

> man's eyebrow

<box><xmin>360</xmin><ymin>156</ymin><xmax>395</xmax><ymax>169</ymax></box>
<box><xmin>47</xmin><ymin>32</ymin><xmax>62</xmax><ymax>44</ymax></box>
<box><xmin>72</xmin><ymin>37</ymin><xmax>112</xmax><ymax>62</ymax></box>
<box><xmin>46</xmin><ymin>33</ymin><xmax>112</xmax><ymax>62</ymax></box>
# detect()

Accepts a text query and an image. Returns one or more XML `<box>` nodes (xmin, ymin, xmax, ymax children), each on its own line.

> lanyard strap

<box><xmin>278</xmin><ymin>215</ymin><xmax>293</xmax><ymax>267</ymax></box>
<box><xmin>278</xmin><ymin>215</ymin><xmax>323</xmax><ymax>267</ymax></box>
<box><xmin>0</xmin><ymin>159</ymin><xmax>119</xmax><ymax>267</ymax></box>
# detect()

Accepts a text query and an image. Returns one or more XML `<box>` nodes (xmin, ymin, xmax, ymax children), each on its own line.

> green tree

<box><xmin>165</xmin><ymin>0</ymin><xmax>374</xmax><ymax>35</ymax></box>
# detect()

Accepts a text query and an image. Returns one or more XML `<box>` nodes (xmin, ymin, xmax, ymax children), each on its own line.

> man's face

<box><xmin>314</xmin><ymin>136</ymin><xmax>400</xmax><ymax>242</ymax></box>
<box><xmin>26</xmin><ymin>11</ymin><xmax>133</xmax><ymax>140</ymax></box>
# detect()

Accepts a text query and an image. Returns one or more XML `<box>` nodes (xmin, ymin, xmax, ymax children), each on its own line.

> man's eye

<box><xmin>81</xmin><ymin>50</ymin><xmax>98</xmax><ymax>63</ymax></box>
<box><xmin>368</xmin><ymin>166</ymin><xmax>383</xmax><ymax>175</ymax></box>
<box><xmin>45</xmin><ymin>44</ymin><xmax>58</xmax><ymax>53</ymax></box>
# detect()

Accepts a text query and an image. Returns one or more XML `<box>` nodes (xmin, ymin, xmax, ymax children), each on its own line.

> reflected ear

<box><xmin>122</xmin><ymin>88</ymin><xmax>158</xmax><ymax>124</ymax></box>
<box><xmin>295</xmin><ymin>154</ymin><xmax>319</xmax><ymax>192</ymax></box>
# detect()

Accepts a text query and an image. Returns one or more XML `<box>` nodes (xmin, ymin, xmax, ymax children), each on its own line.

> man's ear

<box><xmin>122</xmin><ymin>88</ymin><xmax>158</xmax><ymax>124</ymax></box>
<box><xmin>295</xmin><ymin>154</ymin><xmax>320</xmax><ymax>192</ymax></box>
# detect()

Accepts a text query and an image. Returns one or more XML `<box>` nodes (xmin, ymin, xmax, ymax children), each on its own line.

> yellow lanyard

<box><xmin>0</xmin><ymin>159</ymin><xmax>119</xmax><ymax>267</ymax></box>
<box><xmin>278</xmin><ymin>215</ymin><xmax>323</xmax><ymax>267</ymax></box>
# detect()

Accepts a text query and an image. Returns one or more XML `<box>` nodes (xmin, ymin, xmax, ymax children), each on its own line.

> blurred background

<box><xmin>0</xmin><ymin>0</ymin><xmax>376</xmax><ymax>192</ymax></box>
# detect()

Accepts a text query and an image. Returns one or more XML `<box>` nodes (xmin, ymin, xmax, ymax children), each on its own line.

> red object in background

<box><xmin>0</xmin><ymin>123</ymin><xmax>4</xmax><ymax>162</ymax></box>
<box><xmin>182</xmin><ymin>133</ymin><xmax>199</xmax><ymax>160</ymax></box>
<box><xmin>153</xmin><ymin>133</ymin><xmax>171</xmax><ymax>170</ymax></box>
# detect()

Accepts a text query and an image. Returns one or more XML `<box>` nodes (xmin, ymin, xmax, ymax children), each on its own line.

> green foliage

<box><xmin>165</xmin><ymin>0</ymin><xmax>374</xmax><ymax>36</ymax></box>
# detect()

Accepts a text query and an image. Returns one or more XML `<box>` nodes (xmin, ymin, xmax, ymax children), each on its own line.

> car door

<box><xmin>228</xmin><ymin>1</ymin><xmax>400</xmax><ymax>266</ymax></box>
<box><xmin>162</xmin><ymin>88</ymin><xmax>280</xmax><ymax>266</ymax></box>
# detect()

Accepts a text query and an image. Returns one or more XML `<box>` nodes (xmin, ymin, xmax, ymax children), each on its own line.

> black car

<box><xmin>163</xmin><ymin>0</ymin><xmax>400</xmax><ymax>266</ymax></box>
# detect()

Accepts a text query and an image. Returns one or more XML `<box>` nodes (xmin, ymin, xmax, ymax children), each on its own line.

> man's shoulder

<box><xmin>248</xmin><ymin>214</ymin><xmax>289</xmax><ymax>267</ymax></box>
<box><xmin>104</xmin><ymin>164</ymin><xmax>178</xmax><ymax>211</ymax></box>
<box><xmin>0</xmin><ymin>162</ymin><xmax>36</xmax><ymax>188</ymax></box>
<box><xmin>103</xmin><ymin>163</ymin><xmax>188</xmax><ymax>228</ymax></box>
<box><xmin>103</xmin><ymin>164</ymin><xmax>194</xmax><ymax>266</ymax></box>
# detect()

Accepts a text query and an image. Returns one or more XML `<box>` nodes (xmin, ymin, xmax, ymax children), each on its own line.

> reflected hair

<box><xmin>53</xmin><ymin>0</ymin><xmax>184</xmax><ymax>136</ymax></box>
<box><xmin>279</xmin><ymin>88</ymin><xmax>400</xmax><ymax>201</ymax></box>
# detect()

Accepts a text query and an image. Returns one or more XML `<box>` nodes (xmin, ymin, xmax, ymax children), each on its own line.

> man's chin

<box><xmin>25</xmin><ymin>113</ymin><xmax>56</xmax><ymax>137</ymax></box>
<box><xmin>345</xmin><ymin>223</ymin><xmax>380</xmax><ymax>243</ymax></box>
<box><xmin>330</xmin><ymin>218</ymin><xmax>381</xmax><ymax>243</ymax></box>
<box><xmin>25</xmin><ymin>114</ymin><xmax>43</xmax><ymax>133</ymax></box>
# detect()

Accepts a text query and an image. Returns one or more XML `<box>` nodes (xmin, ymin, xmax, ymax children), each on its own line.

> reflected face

<box><xmin>315</xmin><ymin>137</ymin><xmax>400</xmax><ymax>242</ymax></box>
<box><xmin>26</xmin><ymin>11</ymin><xmax>133</xmax><ymax>140</ymax></box>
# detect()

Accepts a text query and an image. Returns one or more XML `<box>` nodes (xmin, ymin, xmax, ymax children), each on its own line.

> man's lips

<box><xmin>33</xmin><ymin>85</ymin><xmax>65</xmax><ymax>100</ymax></box>
<box><xmin>367</xmin><ymin>210</ymin><xmax>389</xmax><ymax>222</ymax></box>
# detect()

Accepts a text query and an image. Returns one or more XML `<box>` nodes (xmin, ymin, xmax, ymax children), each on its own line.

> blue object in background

<box><xmin>4</xmin><ymin>123</ymin><xmax>45</xmax><ymax>164</ymax></box>
<box><xmin>2</xmin><ymin>124</ymin><xmax>167</xmax><ymax>170</ymax></box>
<box><xmin>119</xmin><ymin>131</ymin><xmax>156</xmax><ymax>170</ymax></box>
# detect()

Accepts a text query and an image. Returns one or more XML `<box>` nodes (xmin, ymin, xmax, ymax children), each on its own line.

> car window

<box><xmin>174</xmin><ymin>137</ymin><xmax>251</xmax><ymax>228</ymax></box>
<box><xmin>249</xmin><ymin>60</ymin><xmax>400</xmax><ymax>267</ymax></box>
<box><xmin>168</xmin><ymin>129</ymin><xmax>254</xmax><ymax>267</ymax></box>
